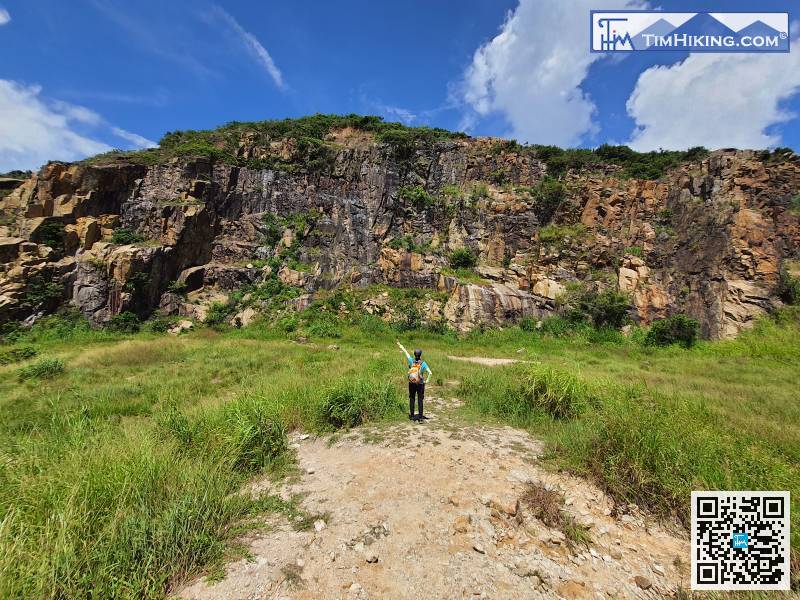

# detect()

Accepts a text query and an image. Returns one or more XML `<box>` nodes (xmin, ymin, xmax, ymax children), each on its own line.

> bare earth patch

<box><xmin>446</xmin><ymin>355</ymin><xmax>526</xmax><ymax>367</ymax></box>
<box><xmin>175</xmin><ymin>397</ymin><xmax>689</xmax><ymax>600</ymax></box>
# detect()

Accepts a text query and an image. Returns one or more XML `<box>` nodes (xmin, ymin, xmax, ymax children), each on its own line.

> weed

<box><xmin>0</xmin><ymin>345</ymin><xmax>37</xmax><ymax>365</ymax></box>
<box><xmin>317</xmin><ymin>378</ymin><xmax>403</xmax><ymax>429</ymax></box>
<box><xmin>645</xmin><ymin>315</ymin><xmax>700</xmax><ymax>348</ymax></box>
<box><xmin>449</xmin><ymin>247</ymin><xmax>477</xmax><ymax>269</ymax></box>
<box><xmin>18</xmin><ymin>357</ymin><xmax>64</xmax><ymax>381</ymax></box>
<box><xmin>111</xmin><ymin>227</ymin><xmax>145</xmax><ymax>245</ymax></box>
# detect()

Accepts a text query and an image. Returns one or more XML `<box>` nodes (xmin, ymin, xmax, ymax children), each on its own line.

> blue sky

<box><xmin>0</xmin><ymin>0</ymin><xmax>799</xmax><ymax>171</ymax></box>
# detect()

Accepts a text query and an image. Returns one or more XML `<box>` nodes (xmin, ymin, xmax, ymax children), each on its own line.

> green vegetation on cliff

<box><xmin>81</xmin><ymin>113</ymin><xmax>711</xmax><ymax>181</ymax></box>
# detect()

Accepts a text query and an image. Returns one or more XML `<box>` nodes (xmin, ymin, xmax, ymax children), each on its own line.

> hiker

<box><xmin>396</xmin><ymin>340</ymin><xmax>432</xmax><ymax>421</ymax></box>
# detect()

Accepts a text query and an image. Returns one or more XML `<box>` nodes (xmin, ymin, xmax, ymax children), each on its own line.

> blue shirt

<box><xmin>408</xmin><ymin>357</ymin><xmax>431</xmax><ymax>380</ymax></box>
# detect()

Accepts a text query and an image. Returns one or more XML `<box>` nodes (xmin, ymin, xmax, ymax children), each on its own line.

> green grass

<box><xmin>0</xmin><ymin>307</ymin><xmax>798</xmax><ymax>596</ymax></box>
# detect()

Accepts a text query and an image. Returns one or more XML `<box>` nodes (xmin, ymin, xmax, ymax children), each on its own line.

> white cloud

<box><xmin>209</xmin><ymin>5</ymin><xmax>285</xmax><ymax>90</ymax></box>
<box><xmin>0</xmin><ymin>80</ymin><xmax>154</xmax><ymax>172</ymax></box>
<box><xmin>626</xmin><ymin>40</ymin><xmax>800</xmax><ymax>150</ymax></box>
<box><xmin>461</xmin><ymin>0</ymin><xmax>642</xmax><ymax>146</ymax></box>
<box><xmin>111</xmin><ymin>127</ymin><xmax>157</xmax><ymax>149</ymax></box>
<box><xmin>0</xmin><ymin>8</ymin><xmax>10</xmax><ymax>25</ymax></box>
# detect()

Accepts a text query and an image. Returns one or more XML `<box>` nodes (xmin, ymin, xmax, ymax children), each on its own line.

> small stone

<box><xmin>610</xmin><ymin>549</ymin><xmax>623</xmax><ymax>560</ymax></box>
<box><xmin>490</xmin><ymin>497</ymin><xmax>518</xmax><ymax>517</ymax></box>
<box><xmin>653</xmin><ymin>564</ymin><xmax>665</xmax><ymax>576</ymax></box>
<box><xmin>453</xmin><ymin>515</ymin><xmax>471</xmax><ymax>533</ymax></box>
<box><xmin>472</xmin><ymin>543</ymin><xmax>485</xmax><ymax>554</ymax></box>
<box><xmin>363</xmin><ymin>534</ymin><xmax>376</xmax><ymax>546</ymax></box>
<box><xmin>349</xmin><ymin>582</ymin><xmax>363</xmax><ymax>592</ymax></box>
<box><xmin>314</xmin><ymin>519</ymin><xmax>326</xmax><ymax>532</ymax></box>
<box><xmin>299</xmin><ymin>433</ymin><xmax>310</xmax><ymax>440</ymax></box>
<box><xmin>354</xmin><ymin>542</ymin><xmax>365</xmax><ymax>553</ymax></box>
<box><xmin>296</xmin><ymin>558</ymin><xmax>305</xmax><ymax>568</ymax></box>
<box><xmin>329</xmin><ymin>551</ymin><xmax>336</xmax><ymax>562</ymax></box>
<box><xmin>306</xmin><ymin>467</ymin><xmax>315</xmax><ymax>474</ymax></box>
<box><xmin>328</xmin><ymin>344</ymin><xmax>340</xmax><ymax>350</ymax></box>
<box><xmin>365</xmin><ymin>552</ymin><xmax>379</xmax><ymax>563</ymax></box>
<box><xmin>633</xmin><ymin>576</ymin><xmax>652</xmax><ymax>590</ymax></box>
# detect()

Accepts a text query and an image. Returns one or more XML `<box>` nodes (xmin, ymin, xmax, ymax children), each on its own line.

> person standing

<box><xmin>396</xmin><ymin>340</ymin><xmax>432</xmax><ymax>421</ymax></box>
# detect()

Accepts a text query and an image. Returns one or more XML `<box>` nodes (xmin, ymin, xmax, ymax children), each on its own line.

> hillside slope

<box><xmin>1</xmin><ymin>115</ymin><xmax>799</xmax><ymax>338</ymax></box>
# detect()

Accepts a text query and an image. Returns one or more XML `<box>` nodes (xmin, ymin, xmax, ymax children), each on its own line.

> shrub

<box><xmin>308</xmin><ymin>316</ymin><xmax>341</xmax><ymax>338</ymax></box>
<box><xmin>18</xmin><ymin>357</ymin><xmax>65</xmax><ymax>381</ymax></box>
<box><xmin>0</xmin><ymin>346</ymin><xmax>38</xmax><ymax>365</ymax></box>
<box><xmin>573</xmin><ymin>289</ymin><xmax>630</xmax><ymax>329</ymax></box>
<box><xmin>144</xmin><ymin>316</ymin><xmax>174</xmax><ymax>334</ymax></box>
<box><xmin>519</xmin><ymin>317</ymin><xmax>537</xmax><ymax>332</ymax></box>
<box><xmin>24</xmin><ymin>276</ymin><xmax>63</xmax><ymax>307</ymax></box>
<box><xmin>645</xmin><ymin>314</ymin><xmax>700</xmax><ymax>348</ymax></box>
<box><xmin>204</xmin><ymin>302</ymin><xmax>234</xmax><ymax>327</ymax></box>
<box><xmin>106</xmin><ymin>311</ymin><xmax>141</xmax><ymax>333</ymax></box>
<box><xmin>261</xmin><ymin>213</ymin><xmax>283</xmax><ymax>246</ymax></box>
<box><xmin>789</xmin><ymin>194</ymin><xmax>800</xmax><ymax>215</ymax></box>
<box><xmin>531</xmin><ymin>176</ymin><xmax>567</xmax><ymax>223</ymax></box>
<box><xmin>167</xmin><ymin>280</ymin><xmax>188</xmax><ymax>295</ymax></box>
<box><xmin>34</xmin><ymin>221</ymin><xmax>66</xmax><ymax>249</ymax></box>
<box><xmin>449</xmin><ymin>247</ymin><xmax>477</xmax><ymax>269</ymax></box>
<box><xmin>111</xmin><ymin>227</ymin><xmax>144</xmax><ymax>245</ymax></box>
<box><xmin>398</xmin><ymin>185</ymin><xmax>434</xmax><ymax>210</ymax></box>
<box><xmin>317</xmin><ymin>378</ymin><xmax>403</xmax><ymax>429</ymax></box>
<box><xmin>777</xmin><ymin>268</ymin><xmax>800</xmax><ymax>305</ymax></box>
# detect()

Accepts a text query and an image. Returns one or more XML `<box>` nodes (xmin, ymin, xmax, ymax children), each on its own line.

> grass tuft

<box><xmin>18</xmin><ymin>357</ymin><xmax>64</xmax><ymax>381</ymax></box>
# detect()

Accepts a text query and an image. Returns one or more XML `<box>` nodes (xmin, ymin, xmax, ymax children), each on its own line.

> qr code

<box><xmin>692</xmin><ymin>491</ymin><xmax>790</xmax><ymax>590</ymax></box>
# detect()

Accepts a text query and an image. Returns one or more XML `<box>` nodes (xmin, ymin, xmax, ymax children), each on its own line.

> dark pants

<box><xmin>409</xmin><ymin>382</ymin><xmax>425</xmax><ymax>418</ymax></box>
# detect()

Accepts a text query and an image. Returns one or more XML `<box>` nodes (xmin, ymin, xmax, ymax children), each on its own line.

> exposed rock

<box><xmin>168</xmin><ymin>320</ymin><xmax>193</xmax><ymax>335</ymax></box>
<box><xmin>0</xmin><ymin>138</ymin><xmax>797</xmax><ymax>336</ymax></box>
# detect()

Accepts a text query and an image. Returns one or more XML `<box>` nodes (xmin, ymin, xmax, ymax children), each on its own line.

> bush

<box><xmin>397</xmin><ymin>185</ymin><xmax>434</xmax><ymax>210</ymax></box>
<box><xmin>777</xmin><ymin>268</ymin><xmax>800</xmax><ymax>305</ymax></box>
<box><xmin>644</xmin><ymin>314</ymin><xmax>700</xmax><ymax>348</ymax></box>
<box><xmin>204</xmin><ymin>302</ymin><xmax>234</xmax><ymax>327</ymax></box>
<box><xmin>0</xmin><ymin>346</ymin><xmax>38</xmax><ymax>365</ymax></box>
<box><xmin>106</xmin><ymin>311</ymin><xmax>141</xmax><ymax>333</ymax></box>
<box><xmin>531</xmin><ymin>176</ymin><xmax>567</xmax><ymax>223</ymax></box>
<box><xmin>144</xmin><ymin>316</ymin><xmax>173</xmax><ymax>334</ymax></box>
<box><xmin>317</xmin><ymin>378</ymin><xmax>403</xmax><ymax>429</ymax></box>
<box><xmin>33</xmin><ymin>221</ymin><xmax>66</xmax><ymax>250</ymax></box>
<box><xmin>24</xmin><ymin>276</ymin><xmax>63</xmax><ymax>307</ymax></box>
<box><xmin>449</xmin><ymin>247</ymin><xmax>477</xmax><ymax>269</ymax></box>
<box><xmin>308</xmin><ymin>317</ymin><xmax>341</xmax><ymax>338</ymax></box>
<box><xmin>111</xmin><ymin>227</ymin><xmax>144</xmax><ymax>245</ymax></box>
<box><xmin>519</xmin><ymin>317</ymin><xmax>537</xmax><ymax>332</ymax></box>
<box><xmin>789</xmin><ymin>194</ymin><xmax>800</xmax><ymax>215</ymax></box>
<box><xmin>573</xmin><ymin>289</ymin><xmax>630</xmax><ymax>329</ymax></box>
<box><xmin>18</xmin><ymin>357</ymin><xmax>65</xmax><ymax>381</ymax></box>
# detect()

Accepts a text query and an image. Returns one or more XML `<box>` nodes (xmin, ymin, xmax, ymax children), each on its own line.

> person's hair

<box><xmin>413</xmin><ymin>349</ymin><xmax>422</xmax><ymax>359</ymax></box>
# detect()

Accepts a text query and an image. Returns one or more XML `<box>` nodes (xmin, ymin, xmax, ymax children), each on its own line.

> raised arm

<box><xmin>424</xmin><ymin>364</ymin><xmax>433</xmax><ymax>384</ymax></box>
<box><xmin>395</xmin><ymin>340</ymin><xmax>411</xmax><ymax>361</ymax></box>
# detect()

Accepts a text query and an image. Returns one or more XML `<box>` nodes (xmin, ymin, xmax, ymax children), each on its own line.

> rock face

<box><xmin>1</xmin><ymin>129</ymin><xmax>799</xmax><ymax>338</ymax></box>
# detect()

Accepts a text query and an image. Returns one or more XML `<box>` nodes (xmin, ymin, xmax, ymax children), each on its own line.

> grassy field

<box><xmin>0</xmin><ymin>308</ymin><xmax>798</xmax><ymax>597</ymax></box>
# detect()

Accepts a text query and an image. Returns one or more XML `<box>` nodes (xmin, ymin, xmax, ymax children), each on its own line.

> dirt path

<box><xmin>446</xmin><ymin>355</ymin><xmax>526</xmax><ymax>366</ymax></box>
<box><xmin>176</xmin><ymin>394</ymin><xmax>690</xmax><ymax>600</ymax></box>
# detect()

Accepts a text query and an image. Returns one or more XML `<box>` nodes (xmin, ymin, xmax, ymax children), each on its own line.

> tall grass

<box><xmin>459</xmin><ymin>363</ymin><xmax>800</xmax><ymax>546</ymax></box>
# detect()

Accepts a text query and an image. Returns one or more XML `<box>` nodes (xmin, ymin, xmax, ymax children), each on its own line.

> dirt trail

<box><xmin>176</xmin><ymin>393</ymin><xmax>690</xmax><ymax>600</ymax></box>
<box><xmin>446</xmin><ymin>355</ymin><xmax>526</xmax><ymax>366</ymax></box>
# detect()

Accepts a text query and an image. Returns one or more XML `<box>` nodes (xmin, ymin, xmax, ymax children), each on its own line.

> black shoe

<box><xmin>409</xmin><ymin>414</ymin><xmax>415</xmax><ymax>421</ymax></box>
<box><xmin>417</xmin><ymin>414</ymin><xmax>427</xmax><ymax>421</ymax></box>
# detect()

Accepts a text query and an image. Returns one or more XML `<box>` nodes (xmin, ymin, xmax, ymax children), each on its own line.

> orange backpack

<box><xmin>408</xmin><ymin>360</ymin><xmax>423</xmax><ymax>383</ymax></box>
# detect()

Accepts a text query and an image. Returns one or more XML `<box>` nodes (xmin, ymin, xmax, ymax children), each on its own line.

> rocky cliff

<box><xmin>1</xmin><ymin>116</ymin><xmax>799</xmax><ymax>338</ymax></box>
